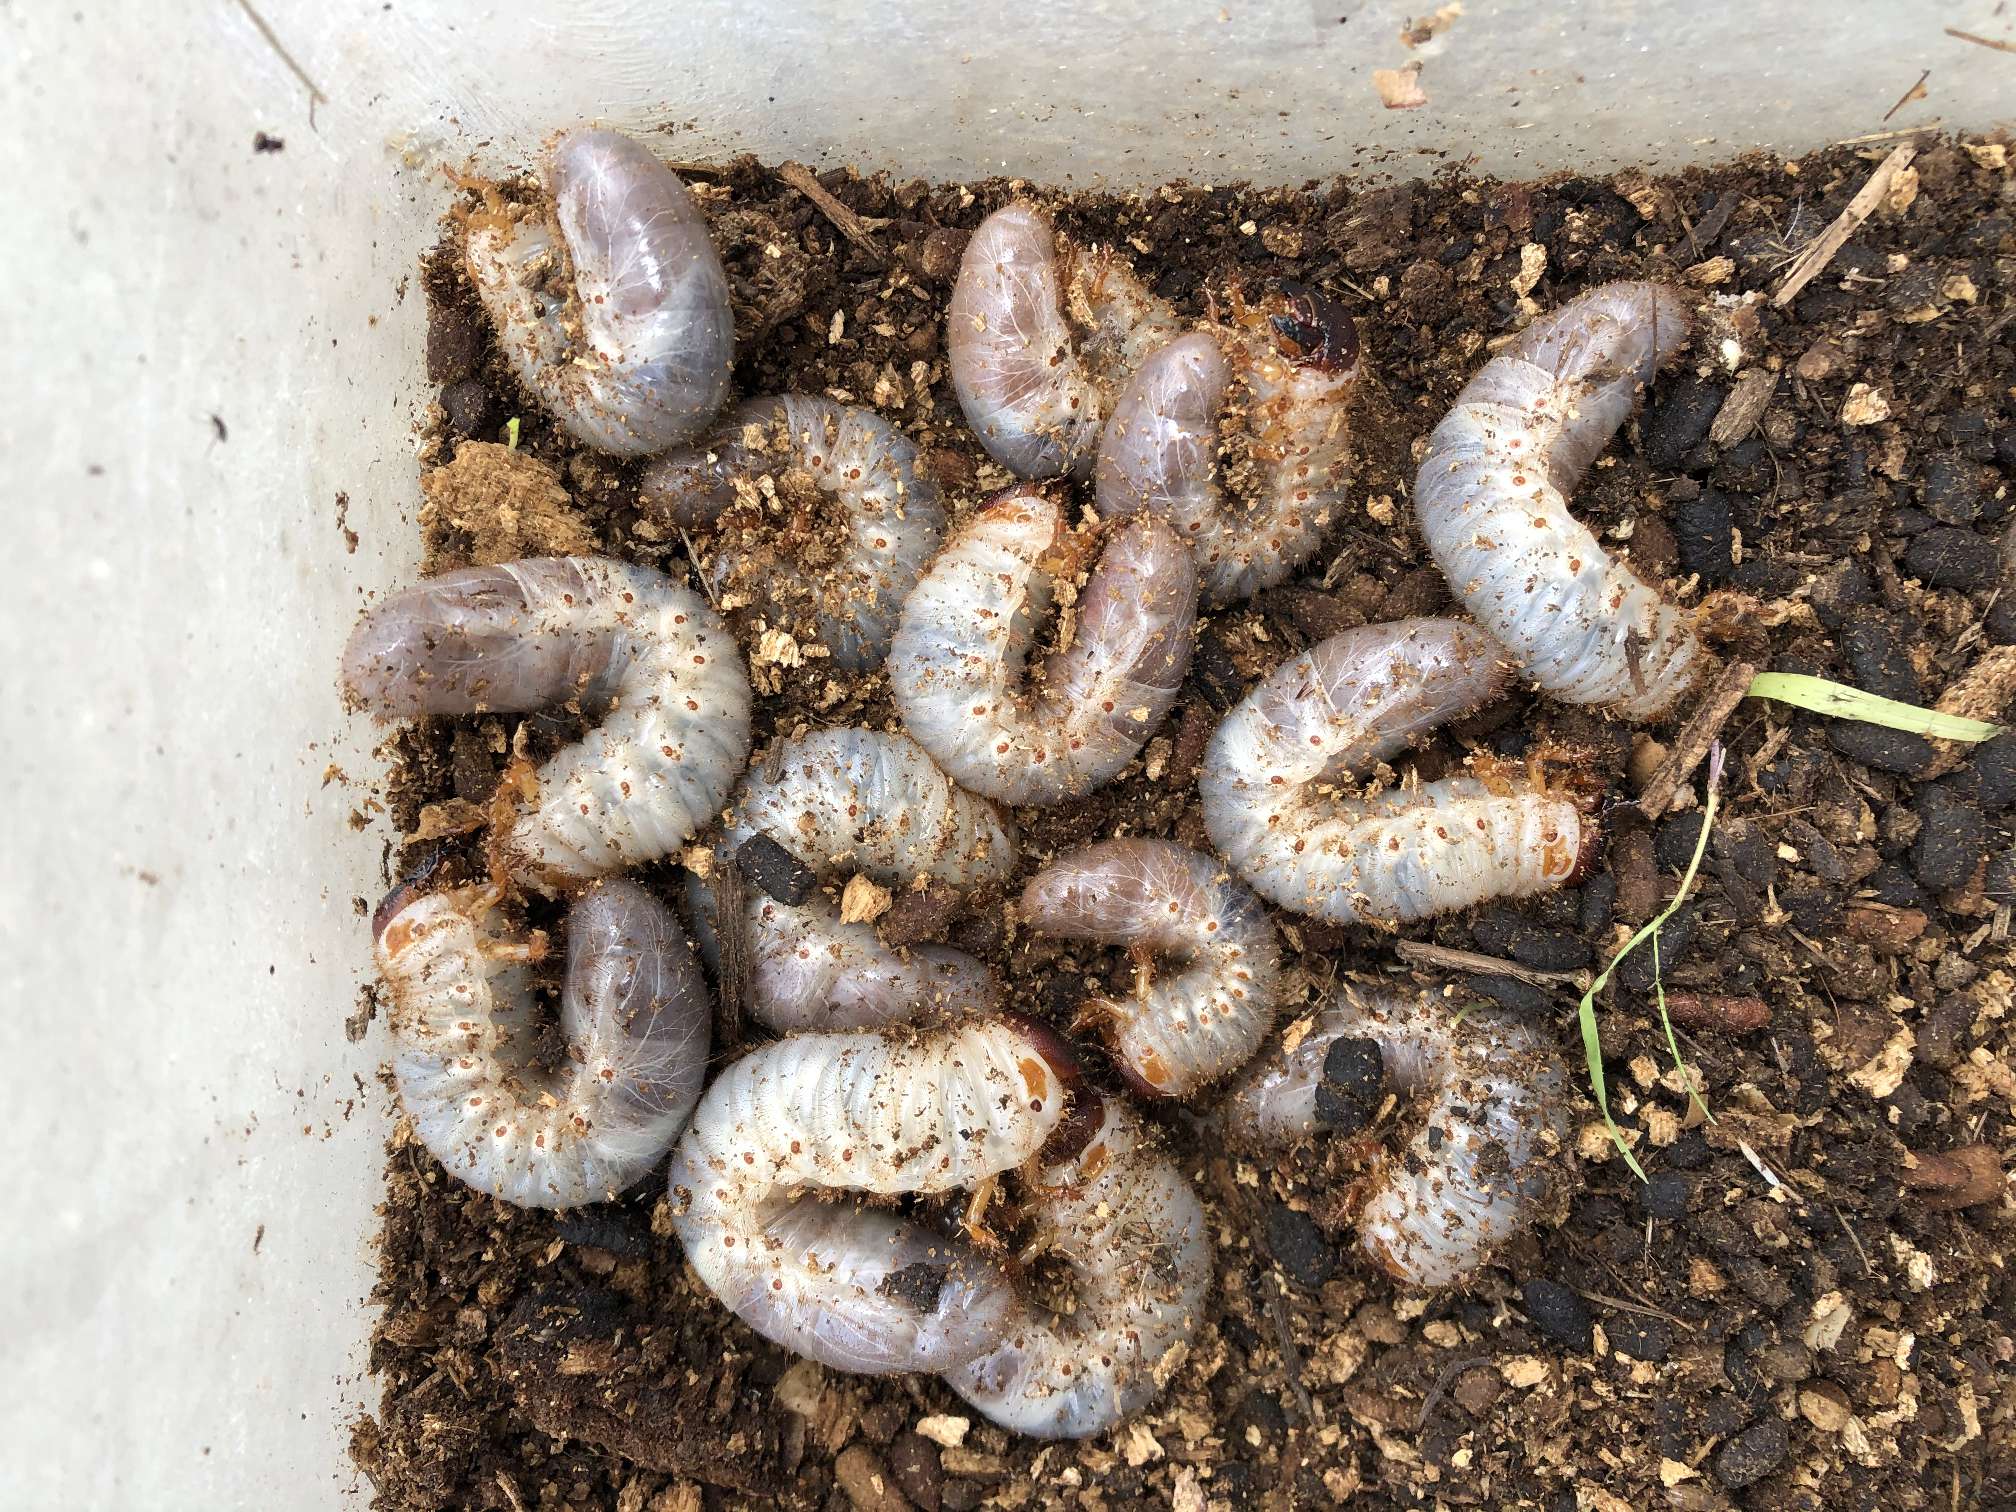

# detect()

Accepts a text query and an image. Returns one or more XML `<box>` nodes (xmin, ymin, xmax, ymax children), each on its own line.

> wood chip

<box><xmin>776</xmin><ymin>162</ymin><xmax>887</xmax><ymax>267</ymax></box>
<box><xmin>1708</xmin><ymin>371</ymin><xmax>1778</xmax><ymax>447</ymax></box>
<box><xmin>913</xmin><ymin>1414</ymin><xmax>969</xmax><ymax>1449</ymax></box>
<box><xmin>1840</xmin><ymin>382</ymin><xmax>1891</xmax><ymax>426</ymax></box>
<box><xmin>1900</xmin><ymin>1144</ymin><xmax>2004</xmax><ymax>1210</ymax></box>
<box><xmin>1672</xmin><ymin>190</ymin><xmax>1738</xmax><ymax>264</ymax></box>
<box><xmin>1772</xmin><ymin>144</ymin><xmax>1917</xmax><ymax>307</ymax></box>
<box><xmin>839</xmin><ymin>873</ymin><xmax>893</xmax><ymax>924</ymax></box>
<box><xmin>1372</xmin><ymin>62</ymin><xmax>1428</xmax><ymax>109</ymax></box>
<box><xmin>1925</xmin><ymin>644</ymin><xmax>2016</xmax><ymax>776</ymax></box>
<box><xmin>1635</xmin><ymin>660</ymin><xmax>1756</xmax><ymax>820</ymax></box>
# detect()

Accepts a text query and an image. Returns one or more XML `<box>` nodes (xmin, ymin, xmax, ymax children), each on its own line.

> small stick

<box><xmin>1672</xmin><ymin>190</ymin><xmax>1738</xmax><ymax>265</ymax></box>
<box><xmin>1576</xmin><ymin>1288</ymin><xmax>1692</xmax><ymax>1330</ymax></box>
<box><xmin>776</xmin><ymin>162</ymin><xmax>888</xmax><ymax>267</ymax></box>
<box><xmin>1637</xmin><ymin>660</ymin><xmax>1758</xmax><ymax>820</ymax></box>
<box><xmin>1771</xmin><ymin>145</ymin><xmax>1916</xmax><ymax>308</ymax></box>
<box><xmin>1264</xmin><ymin>1281</ymin><xmax>1318</xmax><ymax>1425</ymax></box>
<box><xmin>1882</xmin><ymin>68</ymin><xmax>1932</xmax><ymax>123</ymax></box>
<box><xmin>1945</xmin><ymin>26</ymin><xmax>2016</xmax><ymax>54</ymax></box>
<box><xmin>1394</xmin><ymin>939</ymin><xmax>1586</xmax><ymax>990</ymax></box>
<box><xmin>1832</xmin><ymin>121</ymin><xmax>1944</xmax><ymax>146</ymax></box>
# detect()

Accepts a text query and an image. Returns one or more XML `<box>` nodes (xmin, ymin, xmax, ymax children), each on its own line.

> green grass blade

<box><xmin>1746</xmin><ymin>672</ymin><xmax>2002</xmax><ymax>742</ymax></box>
<box><xmin>505</xmin><ymin>416</ymin><xmax>522</xmax><ymax>450</ymax></box>
<box><xmin>1575</xmin><ymin>745</ymin><xmax>1727</xmax><ymax>1180</ymax></box>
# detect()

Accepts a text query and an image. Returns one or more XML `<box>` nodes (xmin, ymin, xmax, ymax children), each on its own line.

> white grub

<box><xmin>1019</xmin><ymin>839</ymin><xmax>1282</xmax><ymax>1098</ymax></box>
<box><xmin>1200</xmin><ymin>618</ymin><xmax>1588</xmax><ymax>925</ymax></box>
<box><xmin>342</xmin><ymin>556</ymin><xmax>752</xmax><ymax>889</ymax></box>
<box><xmin>464</xmin><ymin>127</ymin><xmax>732</xmax><ymax>456</ymax></box>
<box><xmin>1096</xmin><ymin>285</ymin><xmax>1363</xmax><ymax>603</ymax></box>
<box><xmin>889</xmin><ymin>488</ymin><xmax>1197</xmax><ymax>806</ymax></box>
<box><xmin>639</xmin><ymin>396</ymin><xmax>947</xmax><ymax>672</ymax></box>
<box><xmin>947</xmin><ymin>204</ymin><xmax>1182</xmax><ymax>479</ymax></box>
<box><xmin>666</xmin><ymin>1018</ymin><xmax>1077</xmax><ymax>1374</ymax></box>
<box><xmin>374</xmin><ymin>877</ymin><xmax>710</xmax><ymax>1209</ymax></box>
<box><xmin>695</xmin><ymin>728</ymin><xmax>1018</xmax><ymax>1031</ymax></box>
<box><xmin>948</xmin><ymin>1101</ymin><xmax>1211</xmax><ymax>1438</ymax></box>
<box><xmin>1224</xmin><ymin>986</ymin><xmax>1570</xmax><ymax>1288</ymax></box>
<box><xmin>1414</xmin><ymin>280</ymin><xmax>1703</xmax><ymax>720</ymax></box>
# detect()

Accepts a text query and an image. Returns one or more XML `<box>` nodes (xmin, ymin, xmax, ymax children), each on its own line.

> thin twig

<box><xmin>1637</xmin><ymin>660</ymin><xmax>1757</xmax><ymax>819</ymax></box>
<box><xmin>1832</xmin><ymin>121</ymin><xmax>1945</xmax><ymax>146</ymax></box>
<box><xmin>1577</xmin><ymin>1288</ymin><xmax>1694</xmax><ymax>1330</ymax></box>
<box><xmin>1394</xmin><ymin>939</ymin><xmax>1587</xmax><ymax>990</ymax></box>
<box><xmin>1945</xmin><ymin>26</ymin><xmax>2016</xmax><ymax>54</ymax></box>
<box><xmin>776</xmin><ymin>162</ymin><xmax>888</xmax><ymax>267</ymax></box>
<box><xmin>231</xmin><ymin>0</ymin><xmax>328</xmax><ymax>121</ymax></box>
<box><xmin>1882</xmin><ymin>68</ymin><xmax>1932</xmax><ymax>123</ymax></box>
<box><xmin>1772</xmin><ymin>144</ymin><xmax>1917</xmax><ymax>308</ymax></box>
<box><xmin>1264</xmin><ymin>1280</ymin><xmax>1317</xmax><ymax>1425</ymax></box>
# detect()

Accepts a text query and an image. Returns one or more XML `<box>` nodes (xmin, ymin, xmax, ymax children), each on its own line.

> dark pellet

<box><xmin>734</xmin><ymin>833</ymin><xmax>817</xmax><ymax>906</ymax></box>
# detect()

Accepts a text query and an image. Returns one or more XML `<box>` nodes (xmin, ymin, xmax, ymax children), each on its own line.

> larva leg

<box><xmin>1413</xmin><ymin>280</ymin><xmax>1705</xmax><ymax>719</ymax></box>
<box><xmin>464</xmin><ymin>128</ymin><xmax>733</xmax><ymax>456</ymax></box>
<box><xmin>1222</xmin><ymin>986</ymin><xmax>1570</xmax><ymax>1288</ymax></box>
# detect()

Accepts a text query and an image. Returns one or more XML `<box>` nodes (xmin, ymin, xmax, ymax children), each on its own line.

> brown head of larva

<box><xmin>1003</xmin><ymin>1011</ymin><xmax>1107</xmax><ymax>1163</ymax></box>
<box><xmin>1267</xmin><ymin>281</ymin><xmax>1360</xmax><ymax>376</ymax></box>
<box><xmin>371</xmin><ymin>853</ymin><xmax>452</xmax><ymax>945</ymax></box>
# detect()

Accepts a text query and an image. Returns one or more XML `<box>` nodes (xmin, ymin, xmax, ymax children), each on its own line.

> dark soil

<box><xmin>347</xmin><ymin>133</ymin><xmax>2016</xmax><ymax>1511</ymax></box>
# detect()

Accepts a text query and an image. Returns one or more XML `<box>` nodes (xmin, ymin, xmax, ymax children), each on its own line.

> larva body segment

<box><xmin>341</xmin><ymin>556</ymin><xmax>753</xmax><ymax>889</ymax></box>
<box><xmin>665</xmin><ymin>1020</ymin><xmax>1072</xmax><ymax>1374</ymax></box>
<box><xmin>1224</xmin><ymin>987</ymin><xmax>1569</xmax><ymax>1288</ymax></box>
<box><xmin>1200</xmin><ymin>618</ymin><xmax>1585</xmax><ymax>924</ymax></box>
<box><xmin>374</xmin><ymin>878</ymin><xmax>711</xmax><ymax>1209</ymax></box>
<box><xmin>1414</xmin><ymin>281</ymin><xmax>1703</xmax><ymax>720</ymax></box>
<box><xmin>1096</xmin><ymin>286</ymin><xmax>1362</xmax><ymax>603</ymax></box>
<box><xmin>639</xmin><ymin>396</ymin><xmax>948</xmax><ymax>672</ymax></box>
<box><xmin>947</xmin><ymin>204</ymin><xmax>1182</xmax><ymax>479</ymax></box>
<box><xmin>948</xmin><ymin>1101</ymin><xmax>1211</xmax><ymax>1438</ymax></box>
<box><xmin>889</xmin><ymin>489</ymin><xmax>1198</xmax><ymax>806</ymax></box>
<box><xmin>701</xmin><ymin>728</ymin><xmax>1018</xmax><ymax>1031</ymax></box>
<box><xmin>1019</xmin><ymin>839</ymin><xmax>1282</xmax><ymax>1098</ymax></box>
<box><xmin>464</xmin><ymin>128</ymin><xmax>733</xmax><ymax>457</ymax></box>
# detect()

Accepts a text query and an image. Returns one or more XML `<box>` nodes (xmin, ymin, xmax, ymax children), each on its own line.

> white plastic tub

<box><xmin>3</xmin><ymin>1</ymin><xmax>2006</xmax><ymax>1504</ymax></box>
